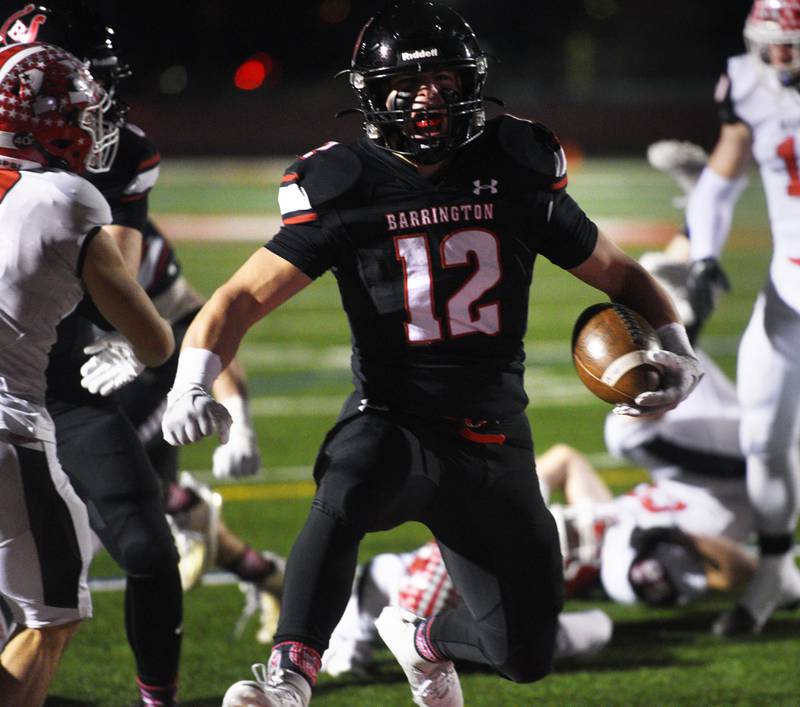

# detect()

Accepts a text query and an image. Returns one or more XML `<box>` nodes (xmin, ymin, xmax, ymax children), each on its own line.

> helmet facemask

<box><xmin>79</xmin><ymin>86</ymin><xmax>119</xmax><ymax>173</ymax></box>
<box><xmin>353</xmin><ymin>57</ymin><xmax>487</xmax><ymax>165</ymax></box>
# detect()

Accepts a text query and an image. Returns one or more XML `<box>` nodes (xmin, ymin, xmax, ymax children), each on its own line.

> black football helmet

<box><xmin>349</xmin><ymin>0</ymin><xmax>488</xmax><ymax>165</ymax></box>
<box><xmin>627</xmin><ymin>527</ymin><xmax>707</xmax><ymax>607</ymax></box>
<box><xmin>0</xmin><ymin>1</ymin><xmax>131</xmax><ymax>126</ymax></box>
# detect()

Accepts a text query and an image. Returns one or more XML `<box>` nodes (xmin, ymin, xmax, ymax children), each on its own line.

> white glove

<box><xmin>162</xmin><ymin>383</ymin><xmax>232</xmax><ymax>446</ymax></box>
<box><xmin>81</xmin><ymin>333</ymin><xmax>145</xmax><ymax>396</ymax></box>
<box><xmin>212</xmin><ymin>395</ymin><xmax>261</xmax><ymax>479</ymax></box>
<box><xmin>613</xmin><ymin>323</ymin><xmax>703</xmax><ymax>418</ymax></box>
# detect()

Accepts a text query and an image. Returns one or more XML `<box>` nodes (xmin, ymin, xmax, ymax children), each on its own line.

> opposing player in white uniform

<box><xmin>0</xmin><ymin>42</ymin><xmax>174</xmax><ymax>707</ymax></box>
<box><xmin>686</xmin><ymin>0</ymin><xmax>800</xmax><ymax>635</ymax></box>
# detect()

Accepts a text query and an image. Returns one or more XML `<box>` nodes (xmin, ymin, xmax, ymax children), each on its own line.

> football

<box><xmin>571</xmin><ymin>303</ymin><xmax>662</xmax><ymax>404</ymax></box>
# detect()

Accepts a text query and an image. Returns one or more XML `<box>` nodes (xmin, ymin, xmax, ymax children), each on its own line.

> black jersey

<box><xmin>46</xmin><ymin>124</ymin><xmax>170</xmax><ymax>403</ymax></box>
<box><xmin>88</xmin><ymin>124</ymin><xmax>181</xmax><ymax>297</ymax></box>
<box><xmin>267</xmin><ymin>115</ymin><xmax>598</xmax><ymax>420</ymax></box>
<box><xmin>89</xmin><ymin>123</ymin><xmax>160</xmax><ymax>233</ymax></box>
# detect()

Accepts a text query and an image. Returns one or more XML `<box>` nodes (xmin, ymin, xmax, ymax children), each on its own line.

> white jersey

<box><xmin>600</xmin><ymin>349</ymin><xmax>752</xmax><ymax>602</ymax></box>
<box><xmin>0</xmin><ymin>169</ymin><xmax>110</xmax><ymax>440</ymax></box>
<box><xmin>726</xmin><ymin>53</ymin><xmax>800</xmax><ymax>311</ymax></box>
<box><xmin>604</xmin><ymin>349</ymin><xmax>743</xmax><ymax>483</ymax></box>
<box><xmin>598</xmin><ymin>476</ymin><xmax>752</xmax><ymax>604</ymax></box>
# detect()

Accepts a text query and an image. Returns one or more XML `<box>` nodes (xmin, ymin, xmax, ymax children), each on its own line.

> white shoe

<box><xmin>714</xmin><ymin>554</ymin><xmax>800</xmax><ymax>636</ymax></box>
<box><xmin>320</xmin><ymin>636</ymin><xmax>374</xmax><ymax>677</ymax></box>
<box><xmin>555</xmin><ymin>609</ymin><xmax>613</xmax><ymax>660</ymax></box>
<box><xmin>741</xmin><ymin>555</ymin><xmax>800</xmax><ymax>627</ymax></box>
<box><xmin>375</xmin><ymin>606</ymin><xmax>463</xmax><ymax>707</ymax></box>
<box><xmin>222</xmin><ymin>663</ymin><xmax>311</xmax><ymax>707</ymax></box>
<box><xmin>646</xmin><ymin>140</ymin><xmax>708</xmax><ymax>205</ymax></box>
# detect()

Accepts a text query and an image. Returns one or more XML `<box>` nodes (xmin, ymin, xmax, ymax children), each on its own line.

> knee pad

<box><xmin>477</xmin><ymin>610</ymin><xmax>558</xmax><ymax>683</ymax></box>
<box><xmin>120</xmin><ymin>535</ymin><xmax>178</xmax><ymax>578</ymax></box>
<box><xmin>496</xmin><ymin>648</ymin><xmax>554</xmax><ymax>684</ymax></box>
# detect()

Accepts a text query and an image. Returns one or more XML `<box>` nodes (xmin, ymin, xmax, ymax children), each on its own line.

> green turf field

<box><xmin>46</xmin><ymin>156</ymin><xmax>800</xmax><ymax>706</ymax></box>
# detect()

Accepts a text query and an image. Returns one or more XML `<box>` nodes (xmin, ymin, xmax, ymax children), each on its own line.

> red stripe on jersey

<box><xmin>790</xmin><ymin>257</ymin><xmax>800</xmax><ymax>266</ymax></box>
<box><xmin>457</xmin><ymin>425</ymin><xmax>506</xmax><ymax>445</ymax></box>
<box><xmin>551</xmin><ymin>175</ymin><xmax>568</xmax><ymax>191</ymax></box>
<box><xmin>120</xmin><ymin>192</ymin><xmax>147</xmax><ymax>203</ymax></box>
<box><xmin>0</xmin><ymin>169</ymin><xmax>21</xmax><ymax>204</ymax></box>
<box><xmin>137</xmin><ymin>154</ymin><xmax>161</xmax><ymax>172</ymax></box>
<box><xmin>282</xmin><ymin>173</ymin><xmax>300</xmax><ymax>183</ymax></box>
<box><xmin>283</xmin><ymin>212</ymin><xmax>318</xmax><ymax>225</ymax></box>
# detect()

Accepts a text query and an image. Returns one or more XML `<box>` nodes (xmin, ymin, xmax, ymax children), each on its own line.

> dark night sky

<box><xmin>1</xmin><ymin>1</ymin><xmax>760</xmax><ymax>153</ymax></box>
<box><xmin>101</xmin><ymin>1</ymin><xmax>754</xmax><ymax>100</ymax></box>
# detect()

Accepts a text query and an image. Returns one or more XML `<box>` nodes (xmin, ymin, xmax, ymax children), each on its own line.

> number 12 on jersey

<box><xmin>394</xmin><ymin>229</ymin><xmax>501</xmax><ymax>344</ymax></box>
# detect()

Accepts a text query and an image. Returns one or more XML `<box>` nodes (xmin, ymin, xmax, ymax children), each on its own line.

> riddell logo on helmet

<box><xmin>400</xmin><ymin>48</ymin><xmax>439</xmax><ymax>61</ymax></box>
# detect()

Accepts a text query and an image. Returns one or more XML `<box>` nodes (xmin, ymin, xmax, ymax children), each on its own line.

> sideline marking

<box><xmin>218</xmin><ymin>481</ymin><xmax>316</xmax><ymax>501</ymax></box>
<box><xmin>208</xmin><ymin>467</ymin><xmax>649</xmax><ymax>504</ymax></box>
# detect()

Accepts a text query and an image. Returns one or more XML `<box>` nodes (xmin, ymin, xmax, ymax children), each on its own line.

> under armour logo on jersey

<box><xmin>472</xmin><ymin>179</ymin><xmax>498</xmax><ymax>195</ymax></box>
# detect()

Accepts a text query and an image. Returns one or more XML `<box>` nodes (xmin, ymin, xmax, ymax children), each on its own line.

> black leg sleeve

<box><xmin>426</xmin><ymin>420</ymin><xmax>564</xmax><ymax>683</ymax></box>
<box><xmin>273</xmin><ymin>506</ymin><xmax>363</xmax><ymax>654</ymax></box>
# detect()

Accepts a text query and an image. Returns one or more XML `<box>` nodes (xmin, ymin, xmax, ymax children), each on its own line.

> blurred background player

<box><xmin>0</xmin><ymin>40</ymin><xmax>173</xmax><ymax>707</ymax></box>
<box><xmin>162</xmin><ymin>471</ymin><xmax>285</xmax><ymax>645</ymax></box>
<box><xmin>684</xmin><ymin>0</ymin><xmax>800</xmax><ymax>636</ymax></box>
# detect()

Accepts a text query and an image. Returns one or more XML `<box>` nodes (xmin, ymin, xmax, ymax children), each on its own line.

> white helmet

<box><xmin>744</xmin><ymin>0</ymin><xmax>800</xmax><ymax>86</ymax></box>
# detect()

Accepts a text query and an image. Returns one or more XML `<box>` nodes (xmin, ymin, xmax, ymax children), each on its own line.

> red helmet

<box><xmin>744</xmin><ymin>0</ymin><xmax>800</xmax><ymax>85</ymax></box>
<box><xmin>0</xmin><ymin>41</ymin><xmax>118</xmax><ymax>173</ymax></box>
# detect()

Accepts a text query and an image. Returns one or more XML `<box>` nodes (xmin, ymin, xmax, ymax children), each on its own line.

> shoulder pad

<box><xmin>279</xmin><ymin>142</ymin><xmax>362</xmax><ymax>225</ymax></box>
<box><xmin>126</xmin><ymin>122</ymin><xmax>147</xmax><ymax>139</ymax></box>
<box><xmin>119</xmin><ymin>124</ymin><xmax>160</xmax><ymax>171</ymax></box>
<box><xmin>718</xmin><ymin>55</ymin><xmax>756</xmax><ymax>126</ymax></box>
<box><xmin>495</xmin><ymin>115</ymin><xmax>568</xmax><ymax>190</ymax></box>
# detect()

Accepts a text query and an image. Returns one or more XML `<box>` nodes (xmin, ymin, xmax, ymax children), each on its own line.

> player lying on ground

<box><xmin>321</xmin><ymin>532</ymin><xmax>613</xmax><ymax>678</ymax></box>
<box><xmin>163</xmin><ymin>472</ymin><xmax>285</xmax><ymax>643</ymax></box>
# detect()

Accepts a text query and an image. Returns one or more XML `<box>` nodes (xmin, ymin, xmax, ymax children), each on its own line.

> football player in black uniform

<box><xmin>0</xmin><ymin>4</ymin><xmax>183</xmax><ymax>705</ymax></box>
<box><xmin>162</xmin><ymin>2</ymin><xmax>702</xmax><ymax>706</ymax></box>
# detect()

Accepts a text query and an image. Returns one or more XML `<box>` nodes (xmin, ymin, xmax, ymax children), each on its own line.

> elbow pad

<box><xmin>686</xmin><ymin>167</ymin><xmax>747</xmax><ymax>260</ymax></box>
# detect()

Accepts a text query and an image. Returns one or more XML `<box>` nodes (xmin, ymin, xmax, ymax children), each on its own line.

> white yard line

<box><xmin>154</xmin><ymin>212</ymin><xmax>675</xmax><ymax>245</ymax></box>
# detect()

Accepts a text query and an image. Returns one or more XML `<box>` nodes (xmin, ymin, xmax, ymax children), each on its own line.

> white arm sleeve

<box><xmin>686</xmin><ymin>166</ymin><xmax>748</xmax><ymax>260</ymax></box>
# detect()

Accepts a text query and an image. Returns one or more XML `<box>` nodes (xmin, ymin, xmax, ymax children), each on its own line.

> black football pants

<box><xmin>48</xmin><ymin>400</ymin><xmax>183</xmax><ymax>687</ymax></box>
<box><xmin>275</xmin><ymin>393</ymin><xmax>564</xmax><ymax>683</ymax></box>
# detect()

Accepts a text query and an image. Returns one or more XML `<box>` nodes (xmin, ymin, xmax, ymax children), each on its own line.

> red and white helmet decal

<box><xmin>0</xmin><ymin>4</ymin><xmax>47</xmax><ymax>46</ymax></box>
<box><xmin>0</xmin><ymin>42</ymin><xmax>117</xmax><ymax>172</ymax></box>
<box><xmin>746</xmin><ymin>0</ymin><xmax>800</xmax><ymax>42</ymax></box>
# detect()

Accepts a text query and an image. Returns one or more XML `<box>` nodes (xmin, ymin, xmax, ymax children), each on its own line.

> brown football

<box><xmin>571</xmin><ymin>303</ymin><xmax>662</xmax><ymax>404</ymax></box>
